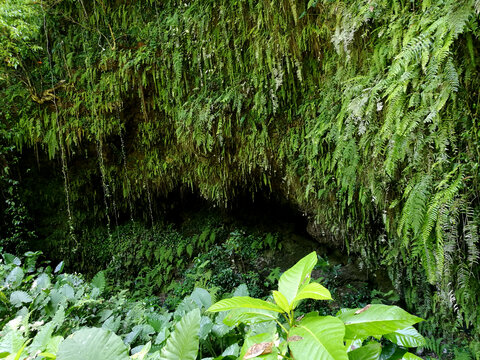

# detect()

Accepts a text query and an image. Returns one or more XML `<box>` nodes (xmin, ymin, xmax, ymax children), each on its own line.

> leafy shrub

<box><xmin>0</xmin><ymin>250</ymin><xmax>242</xmax><ymax>359</ymax></box>
<box><xmin>0</xmin><ymin>249</ymin><xmax>435</xmax><ymax>360</ymax></box>
<box><xmin>208</xmin><ymin>252</ymin><xmax>426</xmax><ymax>360</ymax></box>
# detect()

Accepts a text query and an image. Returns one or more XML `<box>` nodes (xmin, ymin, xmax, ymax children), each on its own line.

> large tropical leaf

<box><xmin>159</xmin><ymin>308</ymin><xmax>201</xmax><ymax>360</ymax></box>
<box><xmin>0</xmin><ymin>329</ymin><xmax>25</xmax><ymax>355</ymax></box>
<box><xmin>29</xmin><ymin>321</ymin><xmax>55</xmax><ymax>354</ymax></box>
<box><xmin>347</xmin><ymin>343</ymin><xmax>381</xmax><ymax>360</ymax></box>
<box><xmin>199</xmin><ymin>316</ymin><xmax>214</xmax><ymax>340</ymax></box>
<box><xmin>337</xmin><ymin>305</ymin><xmax>423</xmax><ymax>339</ymax></box>
<box><xmin>272</xmin><ymin>291</ymin><xmax>290</xmax><ymax>313</ymax></box>
<box><xmin>293</xmin><ymin>282</ymin><xmax>332</xmax><ymax>304</ymax></box>
<box><xmin>223</xmin><ymin>308</ymin><xmax>278</xmax><ymax>326</ymax></box>
<box><xmin>174</xmin><ymin>297</ymin><xmax>197</xmax><ymax>318</ymax></box>
<box><xmin>32</xmin><ymin>273</ymin><xmax>51</xmax><ymax>293</ymax></box>
<box><xmin>54</xmin><ymin>261</ymin><xmax>65</xmax><ymax>273</ymax></box>
<box><xmin>233</xmin><ymin>284</ymin><xmax>249</xmax><ymax>297</ymax></box>
<box><xmin>288</xmin><ymin>316</ymin><xmax>348</xmax><ymax>360</ymax></box>
<box><xmin>3</xmin><ymin>254</ymin><xmax>21</xmax><ymax>266</ymax></box>
<box><xmin>56</xmin><ymin>328</ymin><xmax>129</xmax><ymax>360</ymax></box>
<box><xmin>383</xmin><ymin>326</ymin><xmax>425</xmax><ymax>347</ymax></box>
<box><xmin>4</xmin><ymin>267</ymin><xmax>24</xmax><ymax>289</ymax></box>
<box><xmin>190</xmin><ymin>288</ymin><xmax>212</xmax><ymax>310</ymax></box>
<box><xmin>208</xmin><ymin>297</ymin><xmax>283</xmax><ymax>313</ymax></box>
<box><xmin>9</xmin><ymin>291</ymin><xmax>32</xmax><ymax>307</ymax></box>
<box><xmin>146</xmin><ymin>312</ymin><xmax>171</xmax><ymax>332</ymax></box>
<box><xmin>400</xmin><ymin>353</ymin><xmax>423</xmax><ymax>360</ymax></box>
<box><xmin>91</xmin><ymin>271</ymin><xmax>106</xmax><ymax>298</ymax></box>
<box><xmin>221</xmin><ymin>343</ymin><xmax>240</xmax><ymax>357</ymax></box>
<box><xmin>278</xmin><ymin>252</ymin><xmax>317</xmax><ymax>305</ymax></box>
<box><xmin>131</xmin><ymin>342</ymin><xmax>151</xmax><ymax>360</ymax></box>
<box><xmin>212</xmin><ymin>311</ymin><xmax>232</xmax><ymax>337</ymax></box>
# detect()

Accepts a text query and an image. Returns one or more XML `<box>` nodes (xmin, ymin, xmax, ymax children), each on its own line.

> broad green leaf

<box><xmin>59</xmin><ymin>284</ymin><xmax>75</xmax><ymax>299</ymax></box>
<box><xmin>9</xmin><ymin>291</ymin><xmax>32</xmax><ymax>307</ymax></box>
<box><xmin>190</xmin><ymin>288</ymin><xmax>212</xmax><ymax>309</ymax></box>
<box><xmin>293</xmin><ymin>282</ymin><xmax>332</xmax><ymax>305</ymax></box>
<box><xmin>124</xmin><ymin>326</ymin><xmax>142</xmax><ymax>345</ymax></box>
<box><xmin>288</xmin><ymin>316</ymin><xmax>348</xmax><ymax>360</ymax></box>
<box><xmin>199</xmin><ymin>316</ymin><xmax>214</xmax><ymax>340</ymax></box>
<box><xmin>221</xmin><ymin>343</ymin><xmax>240</xmax><ymax>356</ymax></box>
<box><xmin>56</xmin><ymin>328</ymin><xmax>129</xmax><ymax>360</ymax></box>
<box><xmin>124</xmin><ymin>324</ymin><xmax>154</xmax><ymax>345</ymax></box>
<box><xmin>102</xmin><ymin>315</ymin><xmax>121</xmax><ymax>333</ymax></box>
<box><xmin>174</xmin><ymin>297</ymin><xmax>197</xmax><ymax>318</ymax></box>
<box><xmin>400</xmin><ymin>353</ymin><xmax>423</xmax><ymax>360</ymax></box>
<box><xmin>146</xmin><ymin>312</ymin><xmax>170</xmax><ymax>332</ymax></box>
<box><xmin>348</xmin><ymin>343</ymin><xmax>382</xmax><ymax>360</ymax></box>
<box><xmin>29</xmin><ymin>322</ymin><xmax>55</xmax><ymax>353</ymax></box>
<box><xmin>5</xmin><ymin>267</ymin><xmax>24</xmax><ymax>289</ymax></box>
<box><xmin>154</xmin><ymin>328</ymin><xmax>170</xmax><ymax>345</ymax></box>
<box><xmin>233</xmin><ymin>284</ymin><xmax>249</xmax><ymax>297</ymax></box>
<box><xmin>54</xmin><ymin>261</ymin><xmax>64</xmax><ymax>273</ymax></box>
<box><xmin>211</xmin><ymin>312</ymin><xmax>232</xmax><ymax>337</ymax></box>
<box><xmin>3</xmin><ymin>254</ymin><xmax>21</xmax><ymax>266</ymax></box>
<box><xmin>278</xmin><ymin>252</ymin><xmax>317</xmax><ymax>305</ymax></box>
<box><xmin>0</xmin><ymin>329</ymin><xmax>25</xmax><ymax>354</ymax></box>
<box><xmin>208</xmin><ymin>297</ymin><xmax>283</xmax><ymax>313</ymax></box>
<box><xmin>337</xmin><ymin>305</ymin><xmax>423</xmax><ymax>339</ymax></box>
<box><xmin>223</xmin><ymin>308</ymin><xmax>278</xmax><ymax>326</ymax></box>
<box><xmin>91</xmin><ymin>271</ymin><xmax>106</xmax><ymax>296</ymax></box>
<box><xmin>160</xmin><ymin>309</ymin><xmax>201</xmax><ymax>360</ymax></box>
<box><xmin>272</xmin><ymin>291</ymin><xmax>290</xmax><ymax>313</ymax></box>
<box><xmin>32</xmin><ymin>273</ymin><xmax>51</xmax><ymax>293</ymax></box>
<box><xmin>384</xmin><ymin>326</ymin><xmax>425</xmax><ymax>347</ymax></box>
<box><xmin>45</xmin><ymin>336</ymin><xmax>63</xmax><ymax>354</ymax></box>
<box><xmin>379</xmin><ymin>342</ymin><xmax>407</xmax><ymax>360</ymax></box>
<box><xmin>131</xmin><ymin>342</ymin><xmax>151</xmax><ymax>360</ymax></box>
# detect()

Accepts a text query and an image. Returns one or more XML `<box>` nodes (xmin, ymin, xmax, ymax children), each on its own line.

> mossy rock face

<box><xmin>259</xmin><ymin>233</ymin><xmax>317</xmax><ymax>272</ymax></box>
<box><xmin>306</xmin><ymin>220</ymin><xmax>343</xmax><ymax>247</ymax></box>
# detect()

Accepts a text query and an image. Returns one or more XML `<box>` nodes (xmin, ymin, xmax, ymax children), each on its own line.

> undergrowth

<box><xmin>0</xmin><ymin>0</ymin><xmax>479</xmax><ymax>349</ymax></box>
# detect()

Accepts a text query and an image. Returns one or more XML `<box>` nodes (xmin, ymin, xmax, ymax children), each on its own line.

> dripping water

<box><xmin>96</xmin><ymin>139</ymin><xmax>112</xmax><ymax>236</ymax></box>
<box><xmin>42</xmin><ymin>3</ymin><xmax>77</xmax><ymax>250</ymax></box>
<box><xmin>119</xmin><ymin>121</ymin><xmax>134</xmax><ymax>222</ymax></box>
<box><xmin>145</xmin><ymin>181</ymin><xmax>154</xmax><ymax>226</ymax></box>
<box><xmin>111</xmin><ymin>181</ymin><xmax>119</xmax><ymax>229</ymax></box>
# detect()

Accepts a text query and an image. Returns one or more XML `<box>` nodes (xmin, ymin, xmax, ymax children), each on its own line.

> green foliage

<box><xmin>337</xmin><ymin>306</ymin><xmax>423</xmax><ymax>340</ymax></box>
<box><xmin>76</xmin><ymin>220</ymin><xmax>282</xmax><ymax>302</ymax></box>
<box><xmin>208</xmin><ymin>251</ymin><xmax>425</xmax><ymax>360</ymax></box>
<box><xmin>0</xmin><ymin>250</ymin><xmax>244</xmax><ymax>360</ymax></box>
<box><xmin>57</xmin><ymin>328</ymin><xmax>130</xmax><ymax>360</ymax></box>
<box><xmin>2</xmin><ymin>249</ymin><xmax>475</xmax><ymax>359</ymax></box>
<box><xmin>0</xmin><ymin>0</ymin><xmax>479</xmax><ymax>347</ymax></box>
<box><xmin>0</xmin><ymin>0</ymin><xmax>42</xmax><ymax>71</ymax></box>
<box><xmin>159</xmin><ymin>309</ymin><xmax>200</xmax><ymax>360</ymax></box>
<box><xmin>0</xmin><ymin>145</ymin><xmax>34</xmax><ymax>253</ymax></box>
